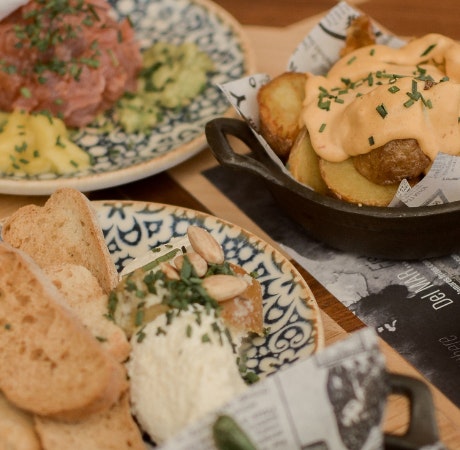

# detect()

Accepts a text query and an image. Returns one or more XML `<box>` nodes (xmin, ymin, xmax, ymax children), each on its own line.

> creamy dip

<box><xmin>302</xmin><ymin>33</ymin><xmax>460</xmax><ymax>162</ymax></box>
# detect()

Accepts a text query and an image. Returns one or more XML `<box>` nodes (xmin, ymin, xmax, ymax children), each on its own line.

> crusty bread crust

<box><xmin>0</xmin><ymin>392</ymin><xmax>41</xmax><ymax>450</ymax></box>
<box><xmin>1</xmin><ymin>188</ymin><xmax>118</xmax><ymax>294</ymax></box>
<box><xmin>0</xmin><ymin>242</ymin><xmax>127</xmax><ymax>422</ymax></box>
<box><xmin>34</xmin><ymin>392</ymin><xmax>144</xmax><ymax>450</ymax></box>
<box><xmin>44</xmin><ymin>264</ymin><xmax>130</xmax><ymax>363</ymax></box>
<box><xmin>220</xmin><ymin>263</ymin><xmax>264</xmax><ymax>342</ymax></box>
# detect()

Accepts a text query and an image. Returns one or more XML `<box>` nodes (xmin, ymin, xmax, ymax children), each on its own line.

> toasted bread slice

<box><xmin>34</xmin><ymin>392</ymin><xmax>144</xmax><ymax>450</ymax></box>
<box><xmin>44</xmin><ymin>264</ymin><xmax>131</xmax><ymax>363</ymax></box>
<box><xmin>0</xmin><ymin>242</ymin><xmax>127</xmax><ymax>422</ymax></box>
<box><xmin>0</xmin><ymin>392</ymin><xmax>41</xmax><ymax>450</ymax></box>
<box><xmin>258</xmin><ymin>71</ymin><xmax>307</xmax><ymax>160</ymax></box>
<box><xmin>219</xmin><ymin>263</ymin><xmax>264</xmax><ymax>342</ymax></box>
<box><xmin>1</xmin><ymin>188</ymin><xmax>118</xmax><ymax>294</ymax></box>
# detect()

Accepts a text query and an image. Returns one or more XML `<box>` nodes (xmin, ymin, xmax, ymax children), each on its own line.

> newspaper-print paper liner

<box><xmin>158</xmin><ymin>328</ymin><xmax>389</xmax><ymax>450</ymax></box>
<box><xmin>218</xmin><ymin>1</ymin><xmax>460</xmax><ymax>208</ymax></box>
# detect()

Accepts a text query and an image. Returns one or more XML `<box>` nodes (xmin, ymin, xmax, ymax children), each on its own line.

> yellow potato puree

<box><xmin>302</xmin><ymin>33</ymin><xmax>460</xmax><ymax>162</ymax></box>
<box><xmin>0</xmin><ymin>110</ymin><xmax>91</xmax><ymax>175</ymax></box>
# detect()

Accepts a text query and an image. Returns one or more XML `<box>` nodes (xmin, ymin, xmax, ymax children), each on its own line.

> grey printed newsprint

<box><xmin>204</xmin><ymin>165</ymin><xmax>460</xmax><ymax>408</ymax></box>
<box><xmin>159</xmin><ymin>329</ymin><xmax>388</xmax><ymax>450</ymax></box>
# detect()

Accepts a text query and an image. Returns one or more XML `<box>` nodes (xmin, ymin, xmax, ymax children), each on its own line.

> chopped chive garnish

<box><xmin>376</xmin><ymin>103</ymin><xmax>388</xmax><ymax>118</ymax></box>
<box><xmin>155</xmin><ymin>327</ymin><xmax>166</xmax><ymax>337</ymax></box>
<box><xmin>20</xmin><ymin>87</ymin><xmax>32</xmax><ymax>98</ymax></box>
<box><xmin>136</xmin><ymin>327</ymin><xmax>147</xmax><ymax>342</ymax></box>
<box><xmin>368</xmin><ymin>136</ymin><xmax>375</xmax><ymax>146</ymax></box>
<box><xmin>420</xmin><ymin>43</ymin><xmax>437</xmax><ymax>56</ymax></box>
<box><xmin>14</xmin><ymin>142</ymin><xmax>27</xmax><ymax>153</ymax></box>
<box><xmin>388</xmin><ymin>85</ymin><xmax>400</xmax><ymax>93</ymax></box>
<box><xmin>365</xmin><ymin>72</ymin><xmax>374</xmax><ymax>86</ymax></box>
<box><xmin>318</xmin><ymin>99</ymin><xmax>331</xmax><ymax>111</ymax></box>
<box><xmin>319</xmin><ymin>123</ymin><xmax>326</xmax><ymax>133</ymax></box>
<box><xmin>347</xmin><ymin>55</ymin><xmax>357</xmax><ymax>65</ymax></box>
<box><xmin>55</xmin><ymin>135</ymin><xmax>66</xmax><ymax>148</ymax></box>
<box><xmin>411</xmin><ymin>79</ymin><xmax>419</xmax><ymax>97</ymax></box>
<box><xmin>421</xmin><ymin>97</ymin><xmax>433</xmax><ymax>109</ymax></box>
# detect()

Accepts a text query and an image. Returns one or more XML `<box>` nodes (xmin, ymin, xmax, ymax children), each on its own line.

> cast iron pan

<box><xmin>206</xmin><ymin>118</ymin><xmax>460</xmax><ymax>260</ymax></box>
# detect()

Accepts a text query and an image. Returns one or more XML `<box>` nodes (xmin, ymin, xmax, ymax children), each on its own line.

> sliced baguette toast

<box><xmin>34</xmin><ymin>392</ymin><xmax>144</xmax><ymax>450</ymax></box>
<box><xmin>1</xmin><ymin>188</ymin><xmax>118</xmax><ymax>294</ymax></box>
<box><xmin>0</xmin><ymin>392</ymin><xmax>41</xmax><ymax>450</ymax></box>
<box><xmin>44</xmin><ymin>264</ymin><xmax>130</xmax><ymax>363</ymax></box>
<box><xmin>0</xmin><ymin>242</ymin><xmax>127</xmax><ymax>422</ymax></box>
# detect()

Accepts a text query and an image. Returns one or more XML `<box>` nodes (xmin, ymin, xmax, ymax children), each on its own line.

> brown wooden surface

<box><xmin>1</xmin><ymin>0</ymin><xmax>459</xmax><ymax>447</ymax></box>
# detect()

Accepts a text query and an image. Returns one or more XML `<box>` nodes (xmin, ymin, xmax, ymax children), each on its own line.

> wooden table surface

<box><xmin>1</xmin><ymin>0</ymin><xmax>459</xmax><ymax>447</ymax></box>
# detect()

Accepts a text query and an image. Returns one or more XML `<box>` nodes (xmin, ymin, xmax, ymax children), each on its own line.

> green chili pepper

<box><xmin>212</xmin><ymin>414</ymin><xmax>257</xmax><ymax>450</ymax></box>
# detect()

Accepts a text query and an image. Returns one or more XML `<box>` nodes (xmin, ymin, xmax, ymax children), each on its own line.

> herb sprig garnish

<box><xmin>10</xmin><ymin>0</ymin><xmax>105</xmax><ymax>82</ymax></box>
<box><xmin>110</xmin><ymin>255</ymin><xmax>239</xmax><ymax>342</ymax></box>
<box><xmin>315</xmin><ymin>66</ymin><xmax>441</xmax><ymax>134</ymax></box>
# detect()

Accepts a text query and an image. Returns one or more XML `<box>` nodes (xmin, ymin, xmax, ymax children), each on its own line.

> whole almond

<box><xmin>160</xmin><ymin>262</ymin><xmax>180</xmax><ymax>280</ymax></box>
<box><xmin>187</xmin><ymin>226</ymin><xmax>224</xmax><ymax>264</ymax></box>
<box><xmin>202</xmin><ymin>274</ymin><xmax>248</xmax><ymax>302</ymax></box>
<box><xmin>174</xmin><ymin>252</ymin><xmax>208</xmax><ymax>277</ymax></box>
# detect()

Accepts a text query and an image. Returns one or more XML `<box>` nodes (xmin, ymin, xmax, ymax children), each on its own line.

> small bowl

<box><xmin>205</xmin><ymin>117</ymin><xmax>460</xmax><ymax>260</ymax></box>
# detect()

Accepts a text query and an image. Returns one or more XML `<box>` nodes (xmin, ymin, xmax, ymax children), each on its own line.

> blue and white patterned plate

<box><xmin>0</xmin><ymin>0</ymin><xmax>255</xmax><ymax>196</ymax></box>
<box><xmin>95</xmin><ymin>200</ymin><xmax>324</xmax><ymax>377</ymax></box>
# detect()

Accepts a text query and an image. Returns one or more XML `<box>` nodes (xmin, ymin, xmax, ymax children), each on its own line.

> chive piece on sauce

<box><xmin>420</xmin><ymin>43</ymin><xmax>437</xmax><ymax>56</ymax></box>
<box><xmin>347</xmin><ymin>55</ymin><xmax>357</xmax><ymax>65</ymax></box>
<box><xmin>376</xmin><ymin>103</ymin><xmax>388</xmax><ymax>118</ymax></box>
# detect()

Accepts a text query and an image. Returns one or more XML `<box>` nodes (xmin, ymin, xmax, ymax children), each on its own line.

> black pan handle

<box><xmin>384</xmin><ymin>373</ymin><xmax>441</xmax><ymax>449</ymax></box>
<box><xmin>205</xmin><ymin>117</ymin><xmax>286</xmax><ymax>187</ymax></box>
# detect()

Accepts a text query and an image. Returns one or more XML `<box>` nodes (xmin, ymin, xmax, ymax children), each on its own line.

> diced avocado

<box><xmin>116</xmin><ymin>42</ymin><xmax>214</xmax><ymax>134</ymax></box>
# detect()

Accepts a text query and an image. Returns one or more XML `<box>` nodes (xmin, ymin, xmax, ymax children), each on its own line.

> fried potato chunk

<box><xmin>257</xmin><ymin>72</ymin><xmax>307</xmax><ymax>161</ymax></box>
<box><xmin>340</xmin><ymin>15</ymin><xmax>376</xmax><ymax>57</ymax></box>
<box><xmin>353</xmin><ymin>139</ymin><xmax>431</xmax><ymax>185</ymax></box>
<box><xmin>319</xmin><ymin>158</ymin><xmax>400</xmax><ymax>207</ymax></box>
<box><xmin>287</xmin><ymin>128</ymin><xmax>329</xmax><ymax>195</ymax></box>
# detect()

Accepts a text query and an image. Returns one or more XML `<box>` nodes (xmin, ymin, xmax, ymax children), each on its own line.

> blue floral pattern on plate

<box><xmin>96</xmin><ymin>200</ymin><xmax>324</xmax><ymax>377</ymax></box>
<box><xmin>0</xmin><ymin>0</ymin><xmax>254</xmax><ymax>195</ymax></box>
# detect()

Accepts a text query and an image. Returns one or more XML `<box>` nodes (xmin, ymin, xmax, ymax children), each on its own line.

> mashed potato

<box><xmin>127</xmin><ymin>305</ymin><xmax>246</xmax><ymax>444</ymax></box>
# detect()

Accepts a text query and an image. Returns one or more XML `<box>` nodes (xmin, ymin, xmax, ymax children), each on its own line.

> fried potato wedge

<box><xmin>353</xmin><ymin>139</ymin><xmax>430</xmax><ymax>185</ymax></box>
<box><xmin>287</xmin><ymin>128</ymin><xmax>329</xmax><ymax>195</ymax></box>
<box><xmin>340</xmin><ymin>15</ymin><xmax>376</xmax><ymax>57</ymax></box>
<box><xmin>257</xmin><ymin>71</ymin><xmax>307</xmax><ymax>160</ymax></box>
<box><xmin>319</xmin><ymin>158</ymin><xmax>399</xmax><ymax>207</ymax></box>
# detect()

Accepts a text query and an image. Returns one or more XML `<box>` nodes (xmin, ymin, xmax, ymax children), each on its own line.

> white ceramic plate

<box><xmin>95</xmin><ymin>200</ymin><xmax>324</xmax><ymax>378</ymax></box>
<box><xmin>0</xmin><ymin>0</ymin><xmax>255</xmax><ymax>196</ymax></box>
